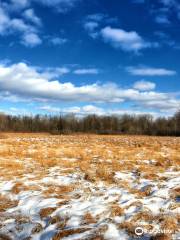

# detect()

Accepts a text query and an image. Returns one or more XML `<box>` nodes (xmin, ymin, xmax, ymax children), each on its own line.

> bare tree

<box><xmin>0</xmin><ymin>110</ymin><xmax>179</xmax><ymax>136</ymax></box>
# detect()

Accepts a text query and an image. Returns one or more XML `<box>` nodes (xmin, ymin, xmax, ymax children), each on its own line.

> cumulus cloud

<box><xmin>39</xmin><ymin>105</ymin><xmax>61</xmax><ymax>113</ymax></box>
<box><xmin>2</xmin><ymin>0</ymin><xmax>30</xmax><ymax>12</ymax></box>
<box><xmin>73</xmin><ymin>68</ymin><xmax>99</xmax><ymax>75</ymax></box>
<box><xmin>152</xmin><ymin>0</ymin><xmax>180</xmax><ymax>25</ymax></box>
<box><xmin>38</xmin><ymin>104</ymin><xmax>171</xmax><ymax>117</ymax></box>
<box><xmin>10</xmin><ymin>18</ymin><xmax>31</xmax><ymax>32</ymax></box>
<box><xmin>49</xmin><ymin>37</ymin><xmax>67</xmax><ymax>45</ymax></box>
<box><xmin>86</xmin><ymin>13</ymin><xmax>107</xmax><ymax>22</ymax></box>
<box><xmin>100</xmin><ymin>26</ymin><xmax>155</xmax><ymax>53</ymax></box>
<box><xmin>22</xmin><ymin>32</ymin><xmax>42</xmax><ymax>47</ymax></box>
<box><xmin>83</xmin><ymin>21</ymin><xmax>99</xmax><ymax>39</ymax></box>
<box><xmin>39</xmin><ymin>104</ymin><xmax>104</xmax><ymax>115</ymax></box>
<box><xmin>142</xmin><ymin>99</ymin><xmax>179</xmax><ymax>110</ymax></box>
<box><xmin>0</xmin><ymin>62</ymin><xmax>179</xmax><ymax>114</ymax></box>
<box><xmin>84</xmin><ymin>14</ymin><xmax>118</xmax><ymax>39</ymax></box>
<box><xmin>134</xmin><ymin>0</ymin><xmax>180</xmax><ymax>27</ymax></box>
<box><xmin>0</xmin><ymin>62</ymin><xmax>122</xmax><ymax>103</ymax></box>
<box><xmin>0</xmin><ymin>7</ymin><xmax>10</xmax><ymax>34</ymax></box>
<box><xmin>2</xmin><ymin>0</ymin><xmax>81</xmax><ymax>13</ymax></box>
<box><xmin>84</xmin><ymin>21</ymin><xmax>99</xmax><ymax>32</ymax></box>
<box><xmin>155</xmin><ymin>15</ymin><xmax>170</xmax><ymax>24</ymax></box>
<box><xmin>40</xmin><ymin>67</ymin><xmax>70</xmax><ymax>78</ymax></box>
<box><xmin>133</xmin><ymin>80</ymin><xmax>156</xmax><ymax>91</ymax></box>
<box><xmin>160</xmin><ymin>0</ymin><xmax>177</xmax><ymax>7</ymax></box>
<box><xmin>23</xmin><ymin>9</ymin><xmax>42</xmax><ymax>26</ymax></box>
<box><xmin>33</xmin><ymin>0</ymin><xmax>80</xmax><ymax>12</ymax></box>
<box><xmin>86</xmin><ymin>13</ymin><xmax>118</xmax><ymax>24</ymax></box>
<box><xmin>0</xmin><ymin>0</ymin><xmax>82</xmax><ymax>45</ymax></box>
<box><xmin>127</xmin><ymin>66</ymin><xmax>176</xmax><ymax>76</ymax></box>
<box><xmin>0</xmin><ymin>6</ymin><xmax>42</xmax><ymax>47</ymax></box>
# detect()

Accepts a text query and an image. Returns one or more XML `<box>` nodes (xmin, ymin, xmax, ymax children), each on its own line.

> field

<box><xmin>0</xmin><ymin>133</ymin><xmax>179</xmax><ymax>240</ymax></box>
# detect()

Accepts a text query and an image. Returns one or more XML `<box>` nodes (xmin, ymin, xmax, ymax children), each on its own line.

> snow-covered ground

<box><xmin>0</xmin><ymin>134</ymin><xmax>179</xmax><ymax>240</ymax></box>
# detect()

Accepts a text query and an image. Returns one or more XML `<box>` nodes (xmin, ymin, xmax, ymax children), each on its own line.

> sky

<box><xmin>0</xmin><ymin>0</ymin><xmax>180</xmax><ymax>117</ymax></box>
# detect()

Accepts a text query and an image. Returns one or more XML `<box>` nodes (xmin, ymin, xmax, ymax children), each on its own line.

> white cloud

<box><xmin>10</xmin><ymin>18</ymin><xmax>33</xmax><ymax>32</ymax></box>
<box><xmin>133</xmin><ymin>80</ymin><xmax>156</xmax><ymax>91</ymax></box>
<box><xmin>101</xmin><ymin>26</ymin><xmax>153</xmax><ymax>53</ymax></box>
<box><xmin>23</xmin><ymin>9</ymin><xmax>42</xmax><ymax>26</ymax></box>
<box><xmin>39</xmin><ymin>105</ymin><xmax>104</xmax><ymax>115</ymax></box>
<box><xmin>127</xmin><ymin>66</ymin><xmax>176</xmax><ymax>76</ymax></box>
<box><xmin>73</xmin><ymin>68</ymin><xmax>99</xmax><ymax>75</ymax></box>
<box><xmin>83</xmin><ymin>21</ymin><xmax>99</xmax><ymax>39</ymax></box>
<box><xmin>40</xmin><ymin>67</ymin><xmax>70</xmax><ymax>78</ymax></box>
<box><xmin>39</xmin><ymin>104</ymin><xmax>104</xmax><ymax>115</ymax></box>
<box><xmin>140</xmin><ymin>99</ymin><xmax>180</xmax><ymax>111</ymax></box>
<box><xmin>84</xmin><ymin>14</ymin><xmax>118</xmax><ymax>39</ymax></box>
<box><xmin>2</xmin><ymin>0</ymin><xmax>29</xmax><ymax>12</ymax></box>
<box><xmin>22</xmin><ymin>32</ymin><xmax>42</xmax><ymax>47</ymax></box>
<box><xmin>155</xmin><ymin>15</ymin><xmax>170</xmax><ymax>24</ymax></box>
<box><xmin>11</xmin><ymin>0</ymin><xmax>29</xmax><ymax>8</ymax></box>
<box><xmin>49</xmin><ymin>37</ymin><xmax>67</xmax><ymax>45</ymax></box>
<box><xmin>0</xmin><ymin>7</ymin><xmax>42</xmax><ymax>47</ymax></box>
<box><xmin>38</xmin><ymin>104</ymin><xmax>172</xmax><ymax>117</ymax></box>
<box><xmin>160</xmin><ymin>0</ymin><xmax>176</xmax><ymax>6</ymax></box>
<box><xmin>39</xmin><ymin>105</ymin><xmax>61</xmax><ymax>113</ymax></box>
<box><xmin>0</xmin><ymin>91</ymin><xmax>26</xmax><ymax>103</ymax></box>
<box><xmin>152</xmin><ymin>0</ymin><xmax>180</xmax><ymax>25</ymax></box>
<box><xmin>0</xmin><ymin>7</ymin><xmax>11</xmax><ymax>35</ymax></box>
<box><xmin>84</xmin><ymin>21</ymin><xmax>99</xmax><ymax>32</ymax></box>
<box><xmin>81</xmin><ymin>105</ymin><xmax>103</xmax><ymax>114</ymax></box>
<box><xmin>86</xmin><ymin>13</ymin><xmax>106</xmax><ymax>22</ymax></box>
<box><xmin>86</xmin><ymin>13</ymin><xmax>118</xmax><ymax>24</ymax></box>
<box><xmin>63</xmin><ymin>106</ymin><xmax>82</xmax><ymax>114</ymax></box>
<box><xmin>0</xmin><ymin>62</ymin><xmax>179</xmax><ymax>114</ymax></box>
<box><xmin>2</xmin><ymin>0</ymin><xmax>81</xmax><ymax>13</ymax></box>
<box><xmin>33</xmin><ymin>0</ymin><xmax>80</xmax><ymax>12</ymax></box>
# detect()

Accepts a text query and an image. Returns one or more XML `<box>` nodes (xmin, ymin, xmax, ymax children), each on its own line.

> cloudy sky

<box><xmin>0</xmin><ymin>0</ymin><xmax>180</xmax><ymax>116</ymax></box>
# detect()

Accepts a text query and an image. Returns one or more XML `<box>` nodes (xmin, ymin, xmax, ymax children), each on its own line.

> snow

<box><xmin>0</xmin><ymin>181</ymin><xmax>14</xmax><ymax>192</ymax></box>
<box><xmin>104</xmin><ymin>224</ymin><xmax>129</xmax><ymax>240</ymax></box>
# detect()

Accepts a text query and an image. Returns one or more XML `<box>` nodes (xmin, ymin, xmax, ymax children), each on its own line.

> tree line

<box><xmin>0</xmin><ymin>111</ymin><xmax>179</xmax><ymax>136</ymax></box>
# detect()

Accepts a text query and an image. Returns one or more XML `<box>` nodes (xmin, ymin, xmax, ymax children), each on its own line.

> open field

<box><xmin>0</xmin><ymin>133</ymin><xmax>179</xmax><ymax>240</ymax></box>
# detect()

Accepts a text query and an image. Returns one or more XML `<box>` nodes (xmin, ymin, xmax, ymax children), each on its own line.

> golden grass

<box><xmin>0</xmin><ymin>195</ymin><xmax>18</xmax><ymax>212</ymax></box>
<box><xmin>110</xmin><ymin>204</ymin><xmax>124</xmax><ymax>217</ymax></box>
<box><xmin>151</xmin><ymin>234</ymin><xmax>172</xmax><ymax>240</ymax></box>
<box><xmin>0</xmin><ymin>133</ymin><xmax>179</xmax><ymax>239</ymax></box>
<box><xmin>43</xmin><ymin>185</ymin><xmax>74</xmax><ymax>199</ymax></box>
<box><xmin>0</xmin><ymin>133</ymin><xmax>179</xmax><ymax>185</ymax></box>
<box><xmin>82</xmin><ymin>212</ymin><xmax>97</xmax><ymax>224</ymax></box>
<box><xmin>11</xmin><ymin>182</ymin><xmax>27</xmax><ymax>194</ymax></box>
<box><xmin>39</xmin><ymin>207</ymin><xmax>57</xmax><ymax>219</ymax></box>
<box><xmin>52</xmin><ymin>227</ymin><xmax>91</xmax><ymax>239</ymax></box>
<box><xmin>0</xmin><ymin>233</ymin><xmax>12</xmax><ymax>240</ymax></box>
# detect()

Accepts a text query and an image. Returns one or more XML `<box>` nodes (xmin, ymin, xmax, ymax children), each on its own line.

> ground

<box><xmin>0</xmin><ymin>133</ymin><xmax>179</xmax><ymax>240</ymax></box>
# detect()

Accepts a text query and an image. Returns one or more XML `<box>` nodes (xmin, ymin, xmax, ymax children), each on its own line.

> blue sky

<box><xmin>0</xmin><ymin>0</ymin><xmax>179</xmax><ymax>117</ymax></box>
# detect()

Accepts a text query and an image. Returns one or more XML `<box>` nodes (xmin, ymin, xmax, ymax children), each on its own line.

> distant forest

<box><xmin>0</xmin><ymin>111</ymin><xmax>180</xmax><ymax>136</ymax></box>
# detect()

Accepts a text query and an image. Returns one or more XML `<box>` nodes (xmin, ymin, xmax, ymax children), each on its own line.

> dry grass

<box><xmin>0</xmin><ymin>133</ymin><xmax>179</xmax><ymax>239</ymax></box>
<box><xmin>39</xmin><ymin>207</ymin><xmax>57</xmax><ymax>219</ymax></box>
<box><xmin>110</xmin><ymin>204</ymin><xmax>124</xmax><ymax>217</ymax></box>
<box><xmin>11</xmin><ymin>182</ymin><xmax>28</xmax><ymax>194</ymax></box>
<box><xmin>151</xmin><ymin>234</ymin><xmax>172</xmax><ymax>240</ymax></box>
<box><xmin>0</xmin><ymin>134</ymin><xmax>179</xmax><ymax>177</ymax></box>
<box><xmin>82</xmin><ymin>212</ymin><xmax>97</xmax><ymax>224</ymax></box>
<box><xmin>0</xmin><ymin>195</ymin><xmax>18</xmax><ymax>212</ymax></box>
<box><xmin>160</xmin><ymin>216</ymin><xmax>178</xmax><ymax>233</ymax></box>
<box><xmin>0</xmin><ymin>234</ymin><xmax>12</xmax><ymax>240</ymax></box>
<box><xmin>52</xmin><ymin>227</ymin><xmax>91</xmax><ymax>239</ymax></box>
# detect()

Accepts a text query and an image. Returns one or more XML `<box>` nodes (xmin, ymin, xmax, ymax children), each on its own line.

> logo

<box><xmin>135</xmin><ymin>227</ymin><xmax>144</xmax><ymax>236</ymax></box>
